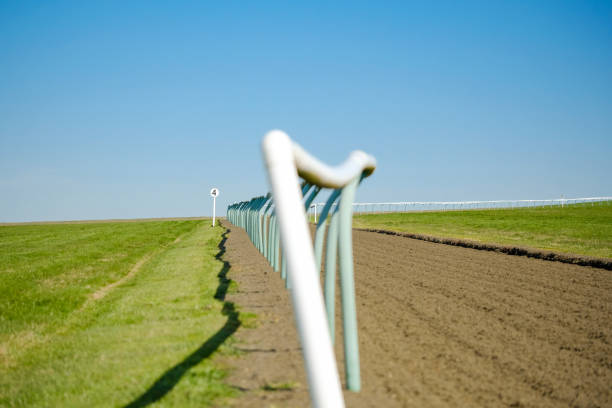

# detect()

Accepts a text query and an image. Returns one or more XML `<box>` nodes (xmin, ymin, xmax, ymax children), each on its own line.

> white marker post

<box><xmin>210</xmin><ymin>187</ymin><xmax>219</xmax><ymax>226</ymax></box>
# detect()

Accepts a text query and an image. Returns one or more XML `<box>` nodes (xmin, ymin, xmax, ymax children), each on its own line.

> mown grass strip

<box><xmin>0</xmin><ymin>221</ymin><xmax>197</xmax><ymax>335</ymax></box>
<box><xmin>353</xmin><ymin>202</ymin><xmax>612</xmax><ymax>259</ymax></box>
<box><xmin>0</xmin><ymin>221</ymin><xmax>240</xmax><ymax>407</ymax></box>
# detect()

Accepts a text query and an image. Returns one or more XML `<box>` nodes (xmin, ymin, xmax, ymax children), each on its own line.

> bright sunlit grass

<box><xmin>0</xmin><ymin>220</ymin><xmax>239</xmax><ymax>407</ymax></box>
<box><xmin>353</xmin><ymin>202</ymin><xmax>612</xmax><ymax>259</ymax></box>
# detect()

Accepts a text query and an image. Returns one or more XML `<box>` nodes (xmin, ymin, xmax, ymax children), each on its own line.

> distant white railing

<box><xmin>310</xmin><ymin>196</ymin><xmax>612</xmax><ymax>220</ymax></box>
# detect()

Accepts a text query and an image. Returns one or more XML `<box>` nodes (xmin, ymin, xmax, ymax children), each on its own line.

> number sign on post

<box><xmin>210</xmin><ymin>187</ymin><xmax>219</xmax><ymax>226</ymax></box>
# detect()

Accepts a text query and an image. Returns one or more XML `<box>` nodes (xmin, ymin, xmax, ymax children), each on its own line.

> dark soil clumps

<box><xmin>359</xmin><ymin>228</ymin><xmax>612</xmax><ymax>270</ymax></box>
<box><xmin>220</xmin><ymin>222</ymin><xmax>612</xmax><ymax>407</ymax></box>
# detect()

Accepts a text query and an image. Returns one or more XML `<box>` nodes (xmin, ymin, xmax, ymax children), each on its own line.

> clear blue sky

<box><xmin>1</xmin><ymin>1</ymin><xmax>611</xmax><ymax>222</ymax></box>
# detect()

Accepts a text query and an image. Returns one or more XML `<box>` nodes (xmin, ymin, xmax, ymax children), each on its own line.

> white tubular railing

<box><xmin>259</xmin><ymin>130</ymin><xmax>375</xmax><ymax>408</ymax></box>
<box><xmin>291</xmin><ymin>143</ymin><xmax>376</xmax><ymax>188</ymax></box>
<box><xmin>310</xmin><ymin>197</ymin><xmax>612</xmax><ymax>216</ymax></box>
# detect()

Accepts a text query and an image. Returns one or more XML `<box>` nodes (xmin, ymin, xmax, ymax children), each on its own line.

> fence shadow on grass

<box><xmin>124</xmin><ymin>227</ymin><xmax>239</xmax><ymax>408</ymax></box>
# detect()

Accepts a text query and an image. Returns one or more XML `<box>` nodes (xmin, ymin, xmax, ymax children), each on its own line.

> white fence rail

<box><xmin>229</xmin><ymin>130</ymin><xmax>376</xmax><ymax>408</ymax></box>
<box><xmin>310</xmin><ymin>197</ymin><xmax>612</xmax><ymax>219</ymax></box>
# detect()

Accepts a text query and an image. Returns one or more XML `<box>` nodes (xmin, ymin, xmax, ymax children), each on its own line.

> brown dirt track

<box><xmin>220</xmin><ymin>221</ymin><xmax>611</xmax><ymax>408</ymax></box>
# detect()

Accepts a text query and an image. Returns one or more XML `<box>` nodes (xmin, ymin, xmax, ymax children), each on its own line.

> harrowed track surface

<box><xmin>221</xmin><ymin>222</ymin><xmax>611</xmax><ymax>408</ymax></box>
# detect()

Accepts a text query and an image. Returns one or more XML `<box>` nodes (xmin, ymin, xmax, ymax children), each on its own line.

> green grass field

<box><xmin>353</xmin><ymin>202</ymin><xmax>612</xmax><ymax>259</ymax></box>
<box><xmin>3</xmin><ymin>203</ymin><xmax>609</xmax><ymax>405</ymax></box>
<box><xmin>0</xmin><ymin>220</ymin><xmax>240</xmax><ymax>407</ymax></box>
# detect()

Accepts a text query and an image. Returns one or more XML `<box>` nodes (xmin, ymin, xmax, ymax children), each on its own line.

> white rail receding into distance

<box><xmin>309</xmin><ymin>197</ymin><xmax>612</xmax><ymax>220</ymax></box>
<box><xmin>229</xmin><ymin>130</ymin><xmax>376</xmax><ymax>408</ymax></box>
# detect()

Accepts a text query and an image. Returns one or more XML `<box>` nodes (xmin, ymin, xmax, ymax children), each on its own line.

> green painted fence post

<box><xmin>324</xmin><ymin>205</ymin><xmax>340</xmax><ymax>343</ymax></box>
<box><xmin>314</xmin><ymin>189</ymin><xmax>342</xmax><ymax>274</ymax></box>
<box><xmin>282</xmin><ymin>252</ymin><xmax>289</xmax><ymax>288</ymax></box>
<box><xmin>338</xmin><ymin>175</ymin><xmax>361</xmax><ymax>392</ymax></box>
<box><xmin>273</xmin><ymin>215</ymin><xmax>280</xmax><ymax>272</ymax></box>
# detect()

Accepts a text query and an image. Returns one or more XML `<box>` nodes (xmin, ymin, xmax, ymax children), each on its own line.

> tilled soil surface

<box><xmin>220</xmin><ymin>222</ymin><xmax>611</xmax><ymax>408</ymax></box>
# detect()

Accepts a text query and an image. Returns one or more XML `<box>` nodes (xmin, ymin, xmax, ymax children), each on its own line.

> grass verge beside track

<box><xmin>0</xmin><ymin>220</ymin><xmax>239</xmax><ymax>407</ymax></box>
<box><xmin>353</xmin><ymin>202</ymin><xmax>612</xmax><ymax>259</ymax></box>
